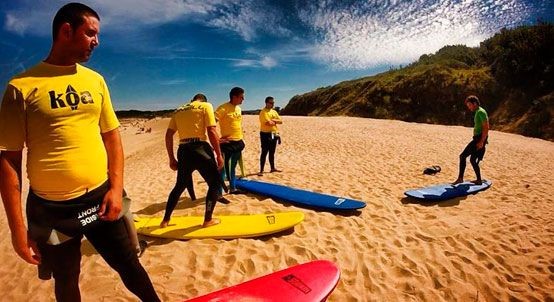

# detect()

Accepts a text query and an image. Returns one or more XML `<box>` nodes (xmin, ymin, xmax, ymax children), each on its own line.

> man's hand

<box><xmin>11</xmin><ymin>229</ymin><xmax>40</xmax><ymax>265</ymax></box>
<box><xmin>99</xmin><ymin>188</ymin><xmax>122</xmax><ymax>221</ymax></box>
<box><xmin>169</xmin><ymin>157</ymin><xmax>178</xmax><ymax>171</ymax></box>
<box><xmin>1</xmin><ymin>150</ymin><xmax>39</xmax><ymax>265</ymax></box>
<box><xmin>476</xmin><ymin>140</ymin><xmax>484</xmax><ymax>150</ymax></box>
<box><xmin>216</xmin><ymin>154</ymin><xmax>224</xmax><ymax>170</ymax></box>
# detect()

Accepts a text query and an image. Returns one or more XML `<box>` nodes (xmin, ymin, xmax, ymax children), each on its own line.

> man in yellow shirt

<box><xmin>0</xmin><ymin>3</ymin><xmax>159</xmax><ymax>301</ymax></box>
<box><xmin>258</xmin><ymin>96</ymin><xmax>283</xmax><ymax>176</ymax></box>
<box><xmin>161</xmin><ymin>93</ymin><xmax>225</xmax><ymax>228</ymax></box>
<box><xmin>215</xmin><ymin>87</ymin><xmax>246</xmax><ymax>194</ymax></box>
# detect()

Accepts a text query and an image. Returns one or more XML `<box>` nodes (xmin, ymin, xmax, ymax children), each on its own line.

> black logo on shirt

<box><xmin>49</xmin><ymin>85</ymin><xmax>94</xmax><ymax>110</ymax></box>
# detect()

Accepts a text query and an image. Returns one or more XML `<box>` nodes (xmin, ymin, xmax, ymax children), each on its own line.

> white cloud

<box><xmin>145</xmin><ymin>54</ymin><xmax>278</xmax><ymax>69</ymax></box>
<box><xmin>260</xmin><ymin>56</ymin><xmax>277</xmax><ymax>68</ymax></box>
<box><xmin>298</xmin><ymin>0</ymin><xmax>533</xmax><ymax>69</ymax></box>
<box><xmin>94</xmin><ymin>0</ymin><xmax>219</xmax><ymax>28</ymax></box>
<box><xmin>233</xmin><ymin>59</ymin><xmax>257</xmax><ymax>67</ymax></box>
<box><xmin>2</xmin><ymin>0</ymin><xmax>540</xmax><ymax>71</ymax></box>
<box><xmin>4</xmin><ymin>14</ymin><xmax>27</xmax><ymax>35</ymax></box>
<box><xmin>207</xmin><ymin>1</ymin><xmax>292</xmax><ymax>41</ymax></box>
<box><xmin>232</xmin><ymin>56</ymin><xmax>277</xmax><ymax>69</ymax></box>
<box><xmin>159</xmin><ymin>78</ymin><xmax>188</xmax><ymax>86</ymax></box>
<box><xmin>2</xmin><ymin>0</ymin><xmax>290</xmax><ymax>42</ymax></box>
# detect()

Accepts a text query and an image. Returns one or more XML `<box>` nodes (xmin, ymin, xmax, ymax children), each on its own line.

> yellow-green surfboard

<box><xmin>134</xmin><ymin>212</ymin><xmax>304</xmax><ymax>240</ymax></box>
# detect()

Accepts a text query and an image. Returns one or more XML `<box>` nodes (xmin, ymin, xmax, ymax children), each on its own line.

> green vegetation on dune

<box><xmin>115</xmin><ymin>109</ymin><xmax>173</xmax><ymax>119</ymax></box>
<box><xmin>282</xmin><ymin>23</ymin><xmax>553</xmax><ymax>141</ymax></box>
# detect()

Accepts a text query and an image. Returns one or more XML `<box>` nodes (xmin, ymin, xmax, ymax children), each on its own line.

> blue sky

<box><xmin>1</xmin><ymin>1</ymin><xmax>552</xmax><ymax>111</ymax></box>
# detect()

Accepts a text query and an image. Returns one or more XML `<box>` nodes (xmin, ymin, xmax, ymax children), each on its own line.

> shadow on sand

<box><xmin>400</xmin><ymin>196</ymin><xmax>466</xmax><ymax>207</ymax></box>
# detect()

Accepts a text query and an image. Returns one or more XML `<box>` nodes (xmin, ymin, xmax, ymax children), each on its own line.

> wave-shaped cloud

<box><xmin>298</xmin><ymin>0</ymin><xmax>534</xmax><ymax>69</ymax></box>
<box><xmin>3</xmin><ymin>0</ymin><xmax>290</xmax><ymax>40</ymax></box>
<box><xmin>207</xmin><ymin>1</ymin><xmax>292</xmax><ymax>42</ymax></box>
<box><xmin>3</xmin><ymin>0</ymin><xmax>543</xmax><ymax>70</ymax></box>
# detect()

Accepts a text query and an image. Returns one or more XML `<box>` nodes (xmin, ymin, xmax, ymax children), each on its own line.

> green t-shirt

<box><xmin>474</xmin><ymin>107</ymin><xmax>488</xmax><ymax>136</ymax></box>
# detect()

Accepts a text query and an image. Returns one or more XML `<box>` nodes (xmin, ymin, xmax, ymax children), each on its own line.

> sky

<box><xmin>0</xmin><ymin>1</ymin><xmax>552</xmax><ymax>111</ymax></box>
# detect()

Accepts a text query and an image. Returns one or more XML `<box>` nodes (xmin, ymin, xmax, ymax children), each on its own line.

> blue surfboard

<box><xmin>235</xmin><ymin>179</ymin><xmax>366</xmax><ymax>211</ymax></box>
<box><xmin>404</xmin><ymin>180</ymin><xmax>492</xmax><ymax>201</ymax></box>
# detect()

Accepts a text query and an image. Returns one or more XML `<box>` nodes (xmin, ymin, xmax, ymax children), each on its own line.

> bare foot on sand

<box><xmin>202</xmin><ymin>218</ymin><xmax>220</xmax><ymax>228</ymax></box>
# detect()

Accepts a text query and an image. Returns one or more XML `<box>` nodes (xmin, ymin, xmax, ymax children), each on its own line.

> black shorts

<box><xmin>461</xmin><ymin>135</ymin><xmax>488</xmax><ymax>161</ymax></box>
<box><xmin>26</xmin><ymin>183</ymin><xmax>137</xmax><ymax>281</ymax></box>
<box><xmin>220</xmin><ymin>140</ymin><xmax>245</xmax><ymax>156</ymax></box>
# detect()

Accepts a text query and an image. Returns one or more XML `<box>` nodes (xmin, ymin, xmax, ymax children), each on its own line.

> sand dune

<box><xmin>0</xmin><ymin>115</ymin><xmax>553</xmax><ymax>301</ymax></box>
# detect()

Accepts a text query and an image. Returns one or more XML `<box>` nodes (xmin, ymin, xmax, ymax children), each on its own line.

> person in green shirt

<box><xmin>453</xmin><ymin>95</ymin><xmax>489</xmax><ymax>185</ymax></box>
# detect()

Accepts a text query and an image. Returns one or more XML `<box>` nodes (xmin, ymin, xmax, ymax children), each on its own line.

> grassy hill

<box><xmin>281</xmin><ymin>23</ymin><xmax>553</xmax><ymax>141</ymax></box>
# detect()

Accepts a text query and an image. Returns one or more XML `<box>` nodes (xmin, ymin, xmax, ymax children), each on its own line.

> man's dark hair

<box><xmin>191</xmin><ymin>93</ymin><xmax>207</xmax><ymax>102</ymax></box>
<box><xmin>52</xmin><ymin>2</ymin><xmax>100</xmax><ymax>41</ymax></box>
<box><xmin>229</xmin><ymin>87</ymin><xmax>244</xmax><ymax>99</ymax></box>
<box><xmin>265</xmin><ymin>96</ymin><xmax>274</xmax><ymax>103</ymax></box>
<box><xmin>465</xmin><ymin>95</ymin><xmax>480</xmax><ymax>106</ymax></box>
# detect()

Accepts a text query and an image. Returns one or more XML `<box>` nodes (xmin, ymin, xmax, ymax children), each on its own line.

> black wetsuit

<box><xmin>163</xmin><ymin>141</ymin><xmax>221</xmax><ymax>222</ymax></box>
<box><xmin>259</xmin><ymin>132</ymin><xmax>279</xmax><ymax>172</ymax></box>
<box><xmin>27</xmin><ymin>182</ymin><xmax>160</xmax><ymax>302</ymax></box>
<box><xmin>458</xmin><ymin>135</ymin><xmax>487</xmax><ymax>181</ymax></box>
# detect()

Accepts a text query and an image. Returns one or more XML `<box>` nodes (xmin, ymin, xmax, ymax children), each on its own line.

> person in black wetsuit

<box><xmin>0</xmin><ymin>3</ymin><xmax>159</xmax><ymax>301</ymax></box>
<box><xmin>161</xmin><ymin>93</ymin><xmax>225</xmax><ymax>228</ymax></box>
<box><xmin>258</xmin><ymin>96</ymin><xmax>283</xmax><ymax>176</ymax></box>
<box><xmin>453</xmin><ymin>95</ymin><xmax>490</xmax><ymax>185</ymax></box>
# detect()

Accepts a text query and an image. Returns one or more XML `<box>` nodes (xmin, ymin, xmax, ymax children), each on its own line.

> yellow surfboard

<box><xmin>134</xmin><ymin>212</ymin><xmax>304</xmax><ymax>240</ymax></box>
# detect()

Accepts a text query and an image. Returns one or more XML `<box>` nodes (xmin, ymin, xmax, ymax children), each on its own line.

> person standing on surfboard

<box><xmin>215</xmin><ymin>87</ymin><xmax>246</xmax><ymax>194</ymax></box>
<box><xmin>453</xmin><ymin>95</ymin><xmax>489</xmax><ymax>185</ymax></box>
<box><xmin>258</xmin><ymin>96</ymin><xmax>283</xmax><ymax>176</ymax></box>
<box><xmin>161</xmin><ymin>93</ymin><xmax>225</xmax><ymax>228</ymax></box>
<box><xmin>0</xmin><ymin>3</ymin><xmax>160</xmax><ymax>301</ymax></box>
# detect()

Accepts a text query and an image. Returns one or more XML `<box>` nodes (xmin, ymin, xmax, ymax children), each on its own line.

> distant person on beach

<box><xmin>258</xmin><ymin>96</ymin><xmax>283</xmax><ymax>176</ymax></box>
<box><xmin>0</xmin><ymin>3</ymin><xmax>159</xmax><ymax>301</ymax></box>
<box><xmin>161</xmin><ymin>93</ymin><xmax>225</xmax><ymax>228</ymax></box>
<box><xmin>453</xmin><ymin>95</ymin><xmax>489</xmax><ymax>185</ymax></box>
<box><xmin>215</xmin><ymin>87</ymin><xmax>246</xmax><ymax>194</ymax></box>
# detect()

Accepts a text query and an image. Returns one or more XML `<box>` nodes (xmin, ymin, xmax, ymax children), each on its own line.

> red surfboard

<box><xmin>185</xmin><ymin>260</ymin><xmax>340</xmax><ymax>302</ymax></box>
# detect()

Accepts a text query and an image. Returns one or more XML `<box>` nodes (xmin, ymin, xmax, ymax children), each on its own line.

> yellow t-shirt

<box><xmin>168</xmin><ymin>100</ymin><xmax>216</xmax><ymax>141</ymax></box>
<box><xmin>0</xmin><ymin>62</ymin><xmax>120</xmax><ymax>201</ymax></box>
<box><xmin>259</xmin><ymin>108</ymin><xmax>281</xmax><ymax>133</ymax></box>
<box><xmin>215</xmin><ymin>102</ymin><xmax>243</xmax><ymax>140</ymax></box>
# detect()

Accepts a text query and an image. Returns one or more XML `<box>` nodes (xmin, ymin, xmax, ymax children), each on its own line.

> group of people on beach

<box><xmin>0</xmin><ymin>3</ymin><xmax>488</xmax><ymax>301</ymax></box>
<box><xmin>159</xmin><ymin>89</ymin><xmax>283</xmax><ymax>229</ymax></box>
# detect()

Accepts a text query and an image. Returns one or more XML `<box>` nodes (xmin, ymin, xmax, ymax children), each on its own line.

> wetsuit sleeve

<box><xmin>98</xmin><ymin>78</ymin><xmax>120</xmax><ymax>133</ymax></box>
<box><xmin>0</xmin><ymin>84</ymin><xmax>26</xmax><ymax>151</ymax></box>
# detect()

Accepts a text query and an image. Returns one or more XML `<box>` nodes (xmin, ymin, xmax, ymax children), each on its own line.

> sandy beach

<box><xmin>0</xmin><ymin>115</ymin><xmax>553</xmax><ymax>301</ymax></box>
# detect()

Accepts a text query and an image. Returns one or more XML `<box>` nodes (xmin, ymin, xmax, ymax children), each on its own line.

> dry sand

<box><xmin>0</xmin><ymin>115</ymin><xmax>553</xmax><ymax>301</ymax></box>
